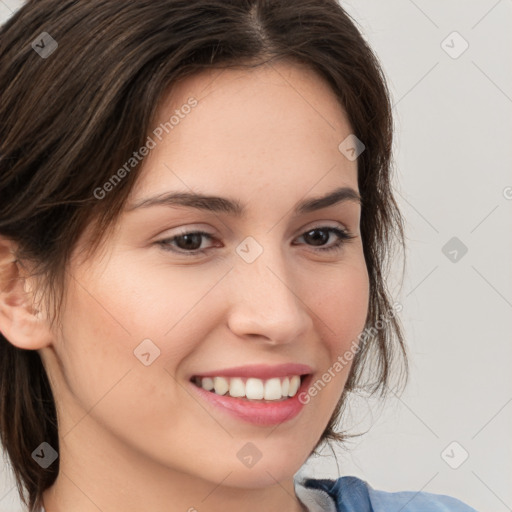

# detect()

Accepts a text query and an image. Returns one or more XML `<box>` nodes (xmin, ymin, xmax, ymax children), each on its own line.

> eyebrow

<box><xmin>126</xmin><ymin>186</ymin><xmax>362</xmax><ymax>216</ymax></box>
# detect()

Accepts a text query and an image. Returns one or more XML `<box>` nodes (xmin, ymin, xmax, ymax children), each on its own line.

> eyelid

<box><xmin>155</xmin><ymin>222</ymin><xmax>356</xmax><ymax>256</ymax></box>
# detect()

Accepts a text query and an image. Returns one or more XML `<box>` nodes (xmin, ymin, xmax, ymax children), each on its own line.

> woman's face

<box><xmin>39</xmin><ymin>61</ymin><xmax>369</xmax><ymax>506</ymax></box>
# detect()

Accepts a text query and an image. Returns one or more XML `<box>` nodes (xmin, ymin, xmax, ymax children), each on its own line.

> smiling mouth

<box><xmin>190</xmin><ymin>374</ymin><xmax>308</xmax><ymax>402</ymax></box>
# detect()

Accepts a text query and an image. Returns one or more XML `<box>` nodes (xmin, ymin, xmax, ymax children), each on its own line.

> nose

<box><xmin>226</xmin><ymin>243</ymin><xmax>312</xmax><ymax>346</ymax></box>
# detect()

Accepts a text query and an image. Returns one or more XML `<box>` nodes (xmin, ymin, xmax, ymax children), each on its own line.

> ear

<box><xmin>0</xmin><ymin>235</ymin><xmax>54</xmax><ymax>349</ymax></box>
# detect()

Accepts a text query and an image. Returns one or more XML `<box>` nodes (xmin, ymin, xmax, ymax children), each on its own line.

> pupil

<box><xmin>305</xmin><ymin>229</ymin><xmax>328</xmax><ymax>246</ymax></box>
<box><xmin>178</xmin><ymin>234</ymin><xmax>202</xmax><ymax>250</ymax></box>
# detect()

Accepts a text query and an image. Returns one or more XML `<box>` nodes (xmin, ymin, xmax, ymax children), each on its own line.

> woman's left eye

<box><xmin>294</xmin><ymin>226</ymin><xmax>356</xmax><ymax>252</ymax></box>
<box><xmin>156</xmin><ymin>230</ymin><xmax>216</xmax><ymax>255</ymax></box>
<box><xmin>156</xmin><ymin>226</ymin><xmax>356</xmax><ymax>256</ymax></box>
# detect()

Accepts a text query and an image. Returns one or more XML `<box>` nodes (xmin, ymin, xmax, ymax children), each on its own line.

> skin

<box><xmin>0</xmin><ymin>60</ymin><xmax>369</xmax><ymax>512</ymax></box>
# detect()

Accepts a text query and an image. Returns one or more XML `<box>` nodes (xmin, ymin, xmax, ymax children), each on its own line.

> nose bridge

<box><xmin>226</xmin><ymin>234</ymin><xmax>311</xmax><ymax>343</ymax></box>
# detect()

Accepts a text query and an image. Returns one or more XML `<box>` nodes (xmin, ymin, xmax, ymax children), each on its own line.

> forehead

<box><xmin>129</xmin><ymin>60</ymin><xmax>358</xmax><ymax>208</ymax></box>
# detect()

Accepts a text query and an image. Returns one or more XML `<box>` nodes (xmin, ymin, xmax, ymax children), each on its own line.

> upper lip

<box><xmin>190</xmin><ymin>363</ymin><xmax>313</xmax><ymax>380</ymax></box>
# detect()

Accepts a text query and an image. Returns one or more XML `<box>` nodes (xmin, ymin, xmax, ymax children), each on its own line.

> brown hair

<box><xmin>0</xmin><ymin>1</ymin><xmax>408</xmax><ymax>510</ymax></box>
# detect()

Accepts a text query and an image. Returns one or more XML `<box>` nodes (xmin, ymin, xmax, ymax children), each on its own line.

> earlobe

<box><xmin>0</xmin><ymin>236</ymin><xmax>53</xmax><ymax>350</ymax></box>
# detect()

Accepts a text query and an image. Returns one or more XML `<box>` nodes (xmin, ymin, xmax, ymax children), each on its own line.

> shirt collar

<box><xmin>294</xmin><ymin>473</ymin><xmax>338</xmax><ymax>512</ymax></box>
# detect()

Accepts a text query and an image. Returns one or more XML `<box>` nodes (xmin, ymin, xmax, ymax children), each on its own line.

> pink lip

<box><xmin>190</xmin><ymin>363</ymin><xmax>313</xmax><ymax>380</ymax></box>
<box><xmin>188</xmin><ymin>373</ymin><xmax>313</xmax><ymax>426</ymax></box>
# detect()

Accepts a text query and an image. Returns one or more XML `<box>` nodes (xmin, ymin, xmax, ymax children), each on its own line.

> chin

<box><xmin>226</xmin><ymin>457</ymin><xmax>300</xmax><ymax>488</ymax></box>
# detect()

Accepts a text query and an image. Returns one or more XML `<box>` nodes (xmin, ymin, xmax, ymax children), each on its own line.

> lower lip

<box><xmin>188</xmin><ymin>375</ymin><xmax>312</xmax><ymax>426</ymax></box>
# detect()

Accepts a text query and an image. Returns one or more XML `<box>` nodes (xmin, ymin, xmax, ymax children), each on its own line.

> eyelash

<box><xmin>156</xmin><ymin>226</ymin><xmax>356</xmax><ymax>256</ymax></box>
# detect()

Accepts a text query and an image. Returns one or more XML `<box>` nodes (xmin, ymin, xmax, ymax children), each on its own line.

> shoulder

<box><xmin>300</xmin><ymin>475</ymin><xmax>479</xmax><ymax>512</ymax></box>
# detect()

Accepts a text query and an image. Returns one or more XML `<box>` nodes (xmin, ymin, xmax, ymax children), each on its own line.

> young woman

<box><xmin>0</xmin><ymin>1</ymin><xmax>479</xmax><ymax>511</ymax></box>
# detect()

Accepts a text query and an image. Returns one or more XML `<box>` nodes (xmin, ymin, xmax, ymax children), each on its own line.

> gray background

<box><xmin>1</xmin><ymin>1</ymin><xmax>511</xmax><ymax>511</ymax></box>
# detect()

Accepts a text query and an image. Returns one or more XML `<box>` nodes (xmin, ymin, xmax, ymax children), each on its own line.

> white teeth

<box><xmin>288</xmin><ymin>375</ymin><xmax>301</xmax><ymax>397</ymax></box>
<box><xmin>201</xmin><ymin>377</ymin><xmax>214</xmax><ymax>391</ymax></box>
<box><xmin>245</xmin><ymin>378</ymin><xmax>264</xmax><ymax>399</ymax></box>
<box><xmin>213</xmin><ymin>376</ymin><xmax>229</xmax><ymax>396</ymax></box>
<box><xmin>195</xmin><ymin>375</ymin><xmax>304</xmax><ymax>400</ymax></box>
<box><xmin>228</xmin><ymin>377</ymin><xmax>245</xmax><ymax>397</ymax></box>
<box><xmin>264</xmin><ymin>378</ymin><xmax>282</xmax><ymax>400</ymax></box>
<box><xmin>281</xmin><ymin>377</ymin><xmax>290</xmax><ymax>396</ymax></box>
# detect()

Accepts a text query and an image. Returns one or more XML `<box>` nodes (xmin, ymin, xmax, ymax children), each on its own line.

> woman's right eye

<box><xmin>156</xmin><ymin>231</ymin><xmax>216</xmax><ymax>256</ymax></box>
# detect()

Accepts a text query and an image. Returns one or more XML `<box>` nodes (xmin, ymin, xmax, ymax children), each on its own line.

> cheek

<box><xmin>310</xmin><ymin>257</ymin><xmax>369</xmax><ymax>359</ymax></box>
<box><xmin>300</xmin><ymin>257</ymin><xmax>368</xmax><ymax>410</ymax></box>
<box><xmin>54</xmin><ymin>263</ymin><xmax>200</xmax><ymax>449</ymax></box>
<box><xmin>297</xmin><ymin>260</ymin><xmax>368</xmax><ymax>421</ymax></box>
<box><xmin>55</xmin><ymin>272</ymin><xmax>137</xmax><ymax>412</ymax></box>
<box><xmin>61</xmin><ymin>251</ymin><xmax>232</xmax><ymax>383</ymax></box>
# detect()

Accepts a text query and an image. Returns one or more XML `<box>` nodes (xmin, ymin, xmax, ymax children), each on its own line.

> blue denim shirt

<box><xmin>294</xmin><ymin>475</ymin><xmax>479</xmax><ymax>512</ymax></box>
